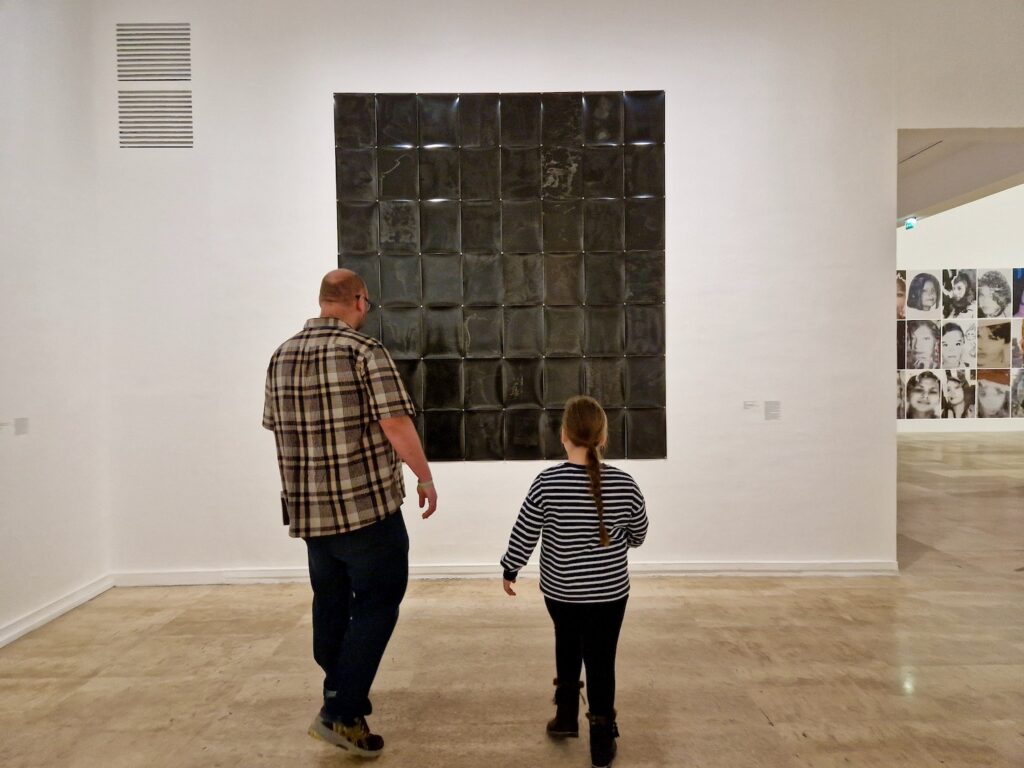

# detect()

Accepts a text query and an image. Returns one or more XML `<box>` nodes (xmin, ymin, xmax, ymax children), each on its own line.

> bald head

<box><xmin>319</xmin><ymin>269</ymin><xmax>366</xmax><ymax>307</ymax></box>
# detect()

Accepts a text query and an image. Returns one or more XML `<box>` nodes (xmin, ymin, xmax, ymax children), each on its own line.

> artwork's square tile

<box><xmin>420</xmin><ymin>200</ymin><xmax>461</xmax><ymax>253</ymax></box>
<box><xmin>504</xmin><ymin>409</ymin><xmax>543</xmax><ymax>459</ymax></box>
<box><xmin>626</xmin><ymin>408</ymin><xmax>666</xmax><ymax>458</ymax></box>
<box><xmin>543</xmin><ymin>358</ymin><xmax>584</xmax><ymax>407</ymax></box>
<box><xmin>380</xmin><ymin>308</ymin><xmax>423</xmax><ymax>359</ymax></box>
<box><xmin>335</xmin><ymin>148</ymin><xmax>376</xmax><ymax>201</ymax></box>
<box><xmin>585</xmin><ymin>252</ymin><xmax>625</xmax><ymax>305</ymax></box>
<box><xmin>464</xmin><ymin>307</ymin><xmax>503</xmax><ymax>358</ymax></box>
<box><xmin>541</xmin><ymin>409</ymin><xmax>566</xmax><ymax>459</ymax></box>
<box><xmin>377</xmin><ymin>148</ymin><xmax>418</xmax><ymax>200</ymax></box>
<box><xmin>503</xmin><ymin>253</ymin><xmax>544</xmax><ymax>306</ymax></box>
<box><xmin>459</xmin><ymin>93</ymin><xmax>499</xmax><ymax>148</ymax></box>
<box><xmin>503</xmin><ymin>359</ymin><xmax>543</xmax><ymax>408</ymax></box>
<box><xmin>503</xmin><ymin>306</ymin><xmax>543</xmax><ymax>357</ymax></box>
<box><xmin>500</xmin><ymin>93</ymin><xmax>541</xmax><ymax>147</ymax></box>
<box><xmin>545</xmin><ymin>306</ymin><xmax>585</xmax><ymax>357</ymax></box>
<box><xmin>542</xmin><ymin>146</ymin><xmax>583</xmax><ymax>199</ymax></box>
<box><xmin>424</xmin><ymin>307</ymin><xmax>464</xmax><ymax>357</ymax></box>
<box><xmin>626</xmin><ymin>304</ymin><xmax>665</xmax><ymax>355</ymax></box>
<box><xmin>421</xmin><ymin>254</ymin><xmax>462</xmax><ymax>306</ymax></box>
<box><xmin>584</xmin><ymin>358</ymin><xmax>626</xmax><ymax>408</ymax></box>
<box><xmin>376</xmin><ymin>93</ymin><xmax>418</xmax><ymax>147</ymax></box>
<box><xmin>337</xmin><ymin>201</ymin><xmax>378</xmax><ymax>254</ymax></box>
<box><xmin>338</xmin><ymin>254</ymin><xmax>380</xmax><ymax>301</ymax></box>
<box><xmin>501</xmin><ymin>200</ymin><xmax>543</xmax><ymax>253</ymax></box>
<box><xmin>624</xmin><ymin>90</ymin><xmax>665</xmax><ymax>144</ymax></box>
<box><xmin>583</xmin><ymin>91</ymin><xmax>623</xmax><ymax>146</ymax></box>
<box><xmin>625</xmin><ymin>251</ymin><xmax>665</xmax><ymax>303</ymax></box>
<box><xmin>418</xmin><ymin>93</ymin><xmax>459</xmax><ymax>147</ymax></box>
<box><xmin>585</xmin><ymin>307</ymin><xmax>625</xmax><ymax>357</ymax></box>
<box><xmin>463</xmin><ymin>253</ymin><xmax>504</xmax><ymax>305</ymax></box>
<box><xmin>584</xmin><ymin>199</ymin><xmax>624</xmax><ymax>251</ymax></box>
<box><xmin>626</xmin><ymin>356</ymin><xmax>665</xmax><ymax>407</ymax></box>
<box><xmin>465</xmin><ymin>411</ymin><xmax>504</xmax><ymax>459</ymax></box>
<box><xmin>379</xmin><ymin>200</ymin><xmax>419</xmax><ymax>254</ymax></box>
<box><xmin>464</xmin><ymin>359</ymin><xmax>503</xmax><ymax>409</ymax></box>
<box><xmin>461</xmin><ymin>148</ymin><xmax>501</xmax><ymax>201</ymax></box>
<box><xmin>583</xmin><ymin>146</ymin><xmax>624</xmax><ymax>198</ymax></box>
<box><xmin>423</xmin><ymin>359</ymin><xmax>463</xmax><ymax>408</ymax></box>
<box><xmin>625</xmin><ymin>197</ymin><xmax>665</xmax><ymax>250</ymax></box>
<box><xmin>541</xmin><ymin>252</ymin><xmax>582</xmax><ymax>306</ymax></box>
<box><xmin>419</xmin><ymin>148</ymin><xmax>460</xmax><ymax>199</ymax></box>
<box><xmin>393</xmin><ymin>359</ymin><xmax>424</xmax><ymax>411</ymax></box>
<box><xmin>461</xmin><ymin>201</ymin><xmax>501</xmax><ymax>254</ymax></box>
<box><xmin>334</xmin><ymin>93</ymin><xmax>376</xmax><ymax>148</ymax></box>
<box><xmin>380</xmin><ymin>255</ymin><xmax>421</xmax><ymax>307</ymax></box>
<box><xmin>424</xmin><ymin>410</ymin><xmax>464</xmax><ymax>461</ymax></box>
<box><xmin>501</xmin><ymin>147</ymin><xmax>542</xmax><ymax>199</ymax></box>
<box><xmin>542</xmin><ymin>92</ymin><xmax>583</xmax><ymax>145</ymax></box>
<box><xmin>543</xmin><ymin>200</ymin><xmax>584</xmax><ymax>252</ymax></box>
<box><xmin>624</xmin><ymin>144</ymin><xmax>665</xmax><ymax>197</ymax></box>
<box><xmin>603</xmin><ymin>409</ymin><xmax>626</xmax><ymax>459</ymax></box>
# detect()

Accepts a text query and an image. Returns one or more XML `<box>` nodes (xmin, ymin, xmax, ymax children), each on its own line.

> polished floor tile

<box><xmin>0</xmin><ymin>434</ymin><xmax>1021</xmax><ymax>766</ymax></box>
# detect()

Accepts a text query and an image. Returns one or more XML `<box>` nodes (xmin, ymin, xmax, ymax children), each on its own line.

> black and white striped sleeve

<box><xmin>627</xmin><ymin>481</ymin><xmax>649</xmax><ymax>548</ymax></box>
<box><xmin>500</xmin><ymin>478</ymin><xmax>546</xmax><ymax>580</ymax></box>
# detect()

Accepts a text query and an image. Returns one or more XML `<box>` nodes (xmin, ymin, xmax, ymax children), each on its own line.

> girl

<box><xmin>500</xmin><ymin>396</ymin><xmax>648</xmax><ymax>768</ymax></box>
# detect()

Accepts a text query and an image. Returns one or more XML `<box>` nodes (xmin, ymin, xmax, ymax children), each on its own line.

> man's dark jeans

<box><xmin>305</xmin><ymin>510</ymin><xmax>409</xmax><ymax>724</ymax></box>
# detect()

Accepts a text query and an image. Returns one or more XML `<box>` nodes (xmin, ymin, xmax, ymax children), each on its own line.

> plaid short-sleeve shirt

<box><xmin>263</xmin><ymin>318</ymin><xmax>417</xmax><ymax>538</ymax></box>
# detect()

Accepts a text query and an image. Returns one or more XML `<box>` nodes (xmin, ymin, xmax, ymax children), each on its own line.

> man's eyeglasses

<box><xmin>356</xmin><ymin>294</ymin><xmax>375</xmax><ymax>311</ymax></box>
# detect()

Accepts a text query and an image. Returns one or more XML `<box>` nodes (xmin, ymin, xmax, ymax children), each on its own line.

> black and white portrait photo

<box><xmin>976</xmin><ymin>321</ymin><xmax>1011</xmax><ymax>369</ymax></box>
<box><xmin>896</xmin><ymin>371</ymin><xmax>905</xmax><ymax>419</ymax></box>
<box><xmin>976</xmin><ymin>269</ymin><xmax>1013</xmax><ymax>319</ymax></box>
<box><xmin>906</xmin><ymin>320</ymin><xmax>940</xmax><ymax>369</ymax></box>
<box><xmin>942</xmin><ymin>369</ymin><xmax>976</xmax><ymax>419</ymax></box>
<box><xmin>976</xmin><ymin>369</ymin><xmax>1011</xmax><ymax>419</ymax></box>
<box><xmin>897</xmin><ymin>321</ymin><xmax>906</xmax><ymax>368</ymax></box>
<box><xmin>1013</xmin><ymin>369</ymin><xmax>1024</xmax><ymax>418</ymax></box>
<box><xmin>896</xmin><ymin>271</ymin><xmax>907</xmax><ymax>320</ymax></box>
<box><xmin>903</xmin><ymin>369</ymin><xmax>943</xmax><ymax>419</ymax></box>
<box><xmin>940</xmin><ymin>320</ymin><xmax>976</xmax><ymax>369</ymax></box>
<box><xmin>942</xmin><ymin>269</ymin><xmax>977</xmax><ymax>319</ymax></box>
<box><xmin>906</xmin><ymin>271</ymin><xmax>942</xmax><ymax>319</ymax></box>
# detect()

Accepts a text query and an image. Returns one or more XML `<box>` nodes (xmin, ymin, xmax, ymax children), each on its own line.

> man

<box><xmin>263</xmin><ymin>269</ymin><xmax>437</xmax><ymax>757</ymax></box>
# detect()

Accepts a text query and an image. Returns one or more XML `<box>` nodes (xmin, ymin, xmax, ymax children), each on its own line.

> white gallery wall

<box><xmin>897</xmin><ymin>183</ymin><xmax>1024</xmax><ymax>433</ymax></box>
<box><xmin>7</xmin><ymin>0</ymin><xmax>1018</xmax><ymax>637</ymax></box>
<box><xmin>0</xmin><ymin>1</ymin><xmax>112</xmax><ymax>640</ymax></box>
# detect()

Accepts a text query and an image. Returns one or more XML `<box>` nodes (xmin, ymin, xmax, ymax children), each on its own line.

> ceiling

<box><xmin>897</xmin><ymin>128</ymin><xmax>1024</xmax><ymax>223</ymax></box>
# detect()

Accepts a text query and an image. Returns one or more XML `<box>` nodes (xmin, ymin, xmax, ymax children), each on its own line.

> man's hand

<box><xmin>503</xmin><ymin>579</ymin><xmax>517</xmax><ymax>597</ymax></box>
<box><xmin>418</xmin><ymin>482</ymin><xmax>437</xmax><ymax>519</ymax></box>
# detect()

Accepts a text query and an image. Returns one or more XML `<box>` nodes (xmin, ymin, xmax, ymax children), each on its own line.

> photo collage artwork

<box><xmin>897</xmin><ymin>268</ymin><xmax>1024</xmax><ymax>419</ymax></box>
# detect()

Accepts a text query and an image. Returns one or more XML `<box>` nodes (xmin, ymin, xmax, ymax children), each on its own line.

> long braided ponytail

<box><xmin>563</xmin><ymin>396</ymin><xmax>610</xmax><ymax>547</ymax></box>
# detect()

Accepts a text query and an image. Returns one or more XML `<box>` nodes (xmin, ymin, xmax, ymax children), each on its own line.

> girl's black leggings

<box><xmin>544</xmin><ymin>596</ymin><xmax>628</xmax><ymax>718</ymax></box>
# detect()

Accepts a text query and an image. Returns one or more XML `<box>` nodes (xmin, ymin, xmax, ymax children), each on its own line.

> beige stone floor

<box><xmin>1</xmin><ymin>434</ymin><xmax>1022</xmax><ymax>767</ymax></box>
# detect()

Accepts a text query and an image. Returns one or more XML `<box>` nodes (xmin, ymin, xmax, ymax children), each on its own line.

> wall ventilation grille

<box><xmin>116</xmin><ymin>23</ymin><xmax>191</xmax><ymax>81</ymax></box>
<box><xmin>117</xmin><ymin>90</ymin><xmax>194</xmax><ymax>148</ymax></box>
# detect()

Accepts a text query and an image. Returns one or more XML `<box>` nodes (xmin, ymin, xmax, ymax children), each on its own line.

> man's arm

<box><xmin>379</xmin><ymin>415</ymin><xmax>437</xmax><ymax>518</ymax></box>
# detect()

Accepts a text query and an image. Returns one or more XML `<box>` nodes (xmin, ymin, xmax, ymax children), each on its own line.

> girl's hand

<box><xmin>503</xmin><ymin>579</ymin><xmax>517</xmax><ymax>597</ymax></box>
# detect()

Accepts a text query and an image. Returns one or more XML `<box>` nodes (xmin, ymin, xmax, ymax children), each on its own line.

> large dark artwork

<box><xmin>335</xmin><ymin>92</ymin><xmax>666</xmax><ymax>459</ymax></box>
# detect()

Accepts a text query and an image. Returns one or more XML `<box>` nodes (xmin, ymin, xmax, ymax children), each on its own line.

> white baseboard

<box><xmin>0</xmin><ymin>575</ymin><xmax>114</xmax><ymax>648</ymax></box>
<box><xmin>111</xmin><ymin>559</ymin><xmax>898</xmax><ymax>587</ymax></box>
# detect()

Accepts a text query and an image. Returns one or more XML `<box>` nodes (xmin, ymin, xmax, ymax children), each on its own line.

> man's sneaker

<box><xmin>308</xmin><ymin>714</ymin><xmax>384</xmax><ymax>757</ymax></box>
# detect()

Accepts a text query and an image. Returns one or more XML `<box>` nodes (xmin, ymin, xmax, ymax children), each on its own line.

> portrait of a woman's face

<box><xmin>977</xmin><ymin>269</ymin><xmax>1012</xmax><ymax>318</ymax></box>
<box><xmin>908</xmin><ymin>321</ymin><xmax>939</xmax><ymax>369</ymax></box>
<box><xmin>976</xmin><ymin>321</ymin><xmax>1011</xmax><ymax>368</ymax></box>
<box><xmin>939</xmin><ymin>321</ymin><xmax>975</xmax><ymax>368</ymax></box>
<box><xmin>896</xmin><ymin>272</ymin><xmax>907</xmax><ymax>320</ymax></box>
<box><xmin>1013</xmin><ymin>369</ymin><xmax>1024</xmax><ymax>418</ymax></box>
<box><xmin>977</xmin><ymin>373</ymin><xmax>1010</xmax><ymax>418</ymax></box>
<box><xmin>942</xmin><ymin>269</ymin><xmax>976</xmax><ymax>319</ymax></box>
<box><xmin>904</xmin><ymin>371</ymin><xmax>942</xmax><ymax>419</ymax></box>
<box><xmin>906</xmin><ymin>272</ymin><xmax>941</xmax><ymax>318</ymax></box>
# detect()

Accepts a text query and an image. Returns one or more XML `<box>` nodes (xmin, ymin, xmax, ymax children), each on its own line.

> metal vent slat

<box><xmin>116</xmin><ymin>22</ymin><xmax>191</xmax><ymax>81</ymax></box>
<box><xmin>117</xmin><ymin>90</ymin><xmax>193</xmax><ymax>148</ymax></box>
